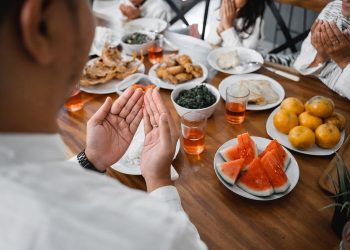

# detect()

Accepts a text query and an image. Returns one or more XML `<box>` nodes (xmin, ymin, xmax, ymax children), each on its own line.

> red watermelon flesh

<box><xmin>217</xmin><ymin>158</ymin><xmax>245</xmax><ymax>185</ymax></box>
<box><xmin>261</xmin><ymin>150</ymin><xmax>290</xmax><ymax>193</ymax></box>
<box><xmin>259</xmin><ymin>139</ymin><xmax>290</xmax><ymax>171</ymax></box>
<box><xmin>220</xmin><ymin>144</ymin><xmax>240</xmax><ymax>162</ymax></box>
<box><xmin>237</xmin><ymin>133</ymin><xmax>258</xmax><ymax>171</ymax></box>
<box><xmin>237</xmin><ymin>158</ymin><xmax>273</xmax><ymax>197</ymax></box>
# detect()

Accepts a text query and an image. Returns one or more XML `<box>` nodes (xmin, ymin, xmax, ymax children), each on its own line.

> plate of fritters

<box><xmin>219</xmin><ymin>74</ymin><xmax>285</xmax><ymax>111</ymax></box>
<box><xmin>80</xmin><ymin>44</ymin><xmax>145</xmax><ymax>94</ymax></box>
<box><xmin>148</xmin><ymin>54</ymin><xmax>208</xmax><ymax>90</ymax></box>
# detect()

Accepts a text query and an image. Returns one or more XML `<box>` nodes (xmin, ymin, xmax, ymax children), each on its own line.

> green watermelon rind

<box><xmin>273</xmin><ymin>182</ymin><xmax>291</xmax><ymax>194</ymax></box>
<box><xmin>236</xmin><ymin>181</ymin><xmax>274</xmax><ymax>197</ymax></box>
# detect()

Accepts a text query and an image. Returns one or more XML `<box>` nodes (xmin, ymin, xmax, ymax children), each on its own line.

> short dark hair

<box><xmin>236</xmin><ymin>0</ymin><xmax>266</xmax><ymax>36</ymax></box>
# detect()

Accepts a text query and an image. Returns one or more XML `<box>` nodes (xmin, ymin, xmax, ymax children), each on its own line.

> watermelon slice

<box><xmin>261</xmin><ymin>150</ymin><xmax>290</xmax><ymax>193</ymax></box>
<box><xmin>237</xmin><ymin>133</ymin><xmax>258</xmax><ymax>171</ymax></box>
<box><xmin>259</xmin><ymin>139</ymin><xmax>290</xmax><ymax>171</ymax></box>
<box><xmin>220</xmin><ymin>144</ymin><xmax>240</xmax><ymax>162</ymax></box>
<box><xmin>237</xmin><ymin>158</ymin><xmax>273</xmax><ymax>197</ymax></box>
<box><xmin>216</xmin><ymin>158</ymin><xmax>245</xmax><ymax>185</ymax></box>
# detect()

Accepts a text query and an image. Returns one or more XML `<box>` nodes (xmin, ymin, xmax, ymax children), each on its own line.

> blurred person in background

<box><xmin>0</xmin><ymin>0</ymin><xmax>206</xmax><ymax>249</ymax></box>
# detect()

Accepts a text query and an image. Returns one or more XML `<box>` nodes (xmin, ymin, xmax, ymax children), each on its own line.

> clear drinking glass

<box><xmin>148</xmin><ymin>34</ymin><xmax>164</xmax><ymax>64</ymax></box>
<box><xmin>64</xmin><ymin>85</ymin><xmax>83</xmax><ymax>112</ymax></box>
<box><xmin>225</xmin><ymin>85</ymin><xmax>250</xmax><ymax>124</ymax></box>
<box><xmin>181</xmin><ymin>112</ymin><xmax>207</xmax><ymax>155</ymax></box>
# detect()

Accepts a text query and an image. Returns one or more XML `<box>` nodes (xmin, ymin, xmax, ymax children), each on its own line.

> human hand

<box><xmin>119</xmin><ymin>4</ymin><xmax>141</xmax><ymax>20</ymax></box>
<box><xmin>310</xmin><ymin>19</ymin><xmax>329</xmax><ymax>64</ymax></box>
<box><xmin>320</xmin><ymin>21</ymin><xmax>350</xmax><ymax>69</ymax></box>
<box><xmin>85</xmin><ymin>88</ymin><xmax>144</xmax><ymax>172</ymax></box>
<box><xmin>220</xmin><ymin>0</ymin><xmax>237</xmax><ymax>31</ymax></box>
<box><xmin>130</xmin><ymin>0</ymin><xmax>143</xmax><ymax>7</ymax></box>
<box><xmin>141</xmin><ymin>89</ymin><xmax>179</xmax><ymax>192</ymax></box>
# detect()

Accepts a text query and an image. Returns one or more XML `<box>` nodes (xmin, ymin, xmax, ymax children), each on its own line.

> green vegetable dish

<box><xmin>124</xmin><ymin>32</ymin><xmax>151</xmax><ymax>45</ymax></box>
<box><xmin>175</xmin><ymin>85</ymin><xmax>216</xmax><ymax>109</ymax></box>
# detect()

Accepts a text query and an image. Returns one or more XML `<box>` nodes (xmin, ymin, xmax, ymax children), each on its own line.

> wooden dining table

<box><xmin>58</xmin><ymin>58</ymin><xmax>349</xmax><ymax>249</ymax></box>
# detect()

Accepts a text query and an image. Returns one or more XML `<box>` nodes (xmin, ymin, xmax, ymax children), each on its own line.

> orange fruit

<box><xmin>324</xmin><ymin>112</ymin><xmax>346</xmax><ymax>130</ymax></box>
<box><xmin>273</xmin><ymin>109</ymin><xmax>299</xmax><ymax>134</ymax></box>
<box><xmin>280</xmin><ymin>97</ymin><xmax>304</xmax><ymax>115</ymax></box>
<box><xmin>288</xmin><ymin>126</ymin><xmax>316</xmax><ymax>150</ymax></box>
<box><xmin>298</xmin><ymin>112</ymin><xmax>323</xmax><ymax>131</ymax></box>
<box><xmin>305</xmin><ymin>96</ymin><xmax>334</xmax><ymax>118</ymax></box>
<box><xmin>315</xmin><ymin>124</ymin><xmax>341</xmax><ymax>149</ymax></box>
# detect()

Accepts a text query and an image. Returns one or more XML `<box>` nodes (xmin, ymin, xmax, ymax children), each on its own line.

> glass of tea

<box><xmin>181</xmin><ymin>112</ymin><xmax>207</xmax><ymax>155</ymax></box>
<box><xmin>225</xmin><ymin>84</ymin><xmax>250</xmax><ymax>124</ymax></box>
<box><xmin>64</xmin><ymin>84</ymin><xmax>83</xmax><ymax>112</ymax></box>
<box><xmin>148</xmin><ymin>34</ymin><xmax>163</xmax><ymax>64</ymax></box>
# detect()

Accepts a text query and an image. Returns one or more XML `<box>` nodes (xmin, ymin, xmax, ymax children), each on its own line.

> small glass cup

<box><xmin>225</xmin><ymin>85</ymin><xmax>250</xmax><ymax>124</ymax></box>
<box><xmin>181</xmin><ymin>112</ymin><xmax>207</xmax><ymax>155</ymax></box>
<box><xmin>148</xmin><ymin>34</ymin><xmax>164</xmax><ymax>64</ymax></box>
<box><xmin>64</xmin><ymin>85</ymin><xmax>83</xmax><ymax>112</ymax></box>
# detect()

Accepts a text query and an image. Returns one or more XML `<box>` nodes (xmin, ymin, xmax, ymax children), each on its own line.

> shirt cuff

<box><xmin>220</xmin><ymin>28</ymin><xmax>242</xmax><ymax>48</ymax></box>
<box><xmin>149</xmin><ymin>185</ymin><xmax>183</xmax><ymax>212</ymax></box>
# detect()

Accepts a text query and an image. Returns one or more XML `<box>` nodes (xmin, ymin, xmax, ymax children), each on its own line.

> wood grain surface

<box><xmin>275</xmin><ymin>0</ymin><xmax>331</xmax><ymax>12</ymax></box>
<box><xmin>58</xmin><ymin>61</ymin><xmax>349</xmax><ymax>249</ymax></box>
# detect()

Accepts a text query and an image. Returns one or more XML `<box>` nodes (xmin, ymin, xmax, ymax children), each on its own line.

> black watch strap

<box><xmin>77</xmin><ymin>150</ymin><xmax>105</xmax><ymax>173</ymax></box>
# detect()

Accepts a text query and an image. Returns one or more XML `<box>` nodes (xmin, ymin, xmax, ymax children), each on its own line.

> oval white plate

<box><xmin>111</xmin><ymin>121</ymin><xmax>180</xmax><ymax>175</ymax></box>
<box><xmin>266</xmin><ymin>107</ymin><xmax>346</xmax><ymax>156</ymax></box>
<box><xmin>80</xmin><ymin>57</ymin><xmax>145</xmax><ymax>94</ymax></box>
<box><xmin>148</xmin><ymin>63</ymin><xmax>208</xmax><ymax>90</ymax></box>
<box><xmin>124</xmin><ymin>18</ymin><xmax>167</xmax><ymax>33</ymax></box>
<box><xmin>218</xmin><ymin>74</ymin><xmax>285</xmax><ymax>111</ymax></box>
<box><xmin>214</xmin><ymin>136</ymin><xmax>299</xmax><ymax>201</ymax></box>
<box><xmin>207</xmin><ymin>47</ymin><xmax>263</xmax><ymax>75</ymax></box>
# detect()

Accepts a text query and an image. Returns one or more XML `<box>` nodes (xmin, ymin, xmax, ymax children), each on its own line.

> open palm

<box><xmin>86</xmin><ymin>88</ymin><xmax>144</xmax><ymax>171</ymax></box>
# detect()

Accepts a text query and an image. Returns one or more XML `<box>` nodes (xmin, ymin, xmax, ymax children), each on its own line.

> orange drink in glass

<box><xmin>181</xmin><ymin>112</ymin><xmax>207</xmax><ymax>155</ymax></box>
<box><xmin>148</xmin><ymin>34</ymin><xmax>163</xmax><ymax>64</ymax></box>
<box><xmin>225</xmin><ymin>85</ymin><xmax>250</xmax><ymax>124</ymax></box>
<box><xmin>64</xmin><ymin>85</ymin><xmax>83</xmax><ymax>112</ymax></box>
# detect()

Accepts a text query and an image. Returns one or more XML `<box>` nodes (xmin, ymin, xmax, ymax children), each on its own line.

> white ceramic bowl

<box><xmin>171</xmin><ymin>82</ymin><xmax>221</xmax><ymax>119</ymax></box>
<box><xmin>121</xmin><ymin>31</ymin><xmax>155</xmax><ymax>56</ymax></box>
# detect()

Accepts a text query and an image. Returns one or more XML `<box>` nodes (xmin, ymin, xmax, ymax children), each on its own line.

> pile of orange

<box><xmin>273</xmin><ymin>96</ymin><xmax>346</xmax><ymax>149</ymax></box>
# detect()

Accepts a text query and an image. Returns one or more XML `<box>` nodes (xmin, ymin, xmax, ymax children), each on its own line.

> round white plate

<box><xmin>124</xmin><ymin>18</ymin><xmax>167</xmax><ymax>33</ymax></box>
<box><xmin>218</xmin><ymin>74</ymin><xmax>285</xmax><ymax>110</ymax></box>
<box><xmin>207</xmin><ymin>47</ymin><xmax>263</xmax><ymax>75</ymax></box>
<box><xmin>115</xmin><ymin>73</ymin><xmax>160</xmax><ymax>95</ymax></box>
<box><xmin>148</xmin><ymin>63</ymin><xmax>208</xmax><ymax>90</ymax></box>
<box><xmin>266</xmin><ymin>107</ymin><xmax>346</xmax><ymax>156</ymax></box>
<box><xmin>214</xmin><ymin>136</ymin><xmax>299</xmax><ymax>201</ymax></box>
<box><xmin>80</xmin><ymin>57</ymin><xmax>145</xmax><ymax>94</ymax></box>
<box><xmin>111</xmin><ymin>121</ymin><xmax>180</xmax><ymax>175</ymax></box>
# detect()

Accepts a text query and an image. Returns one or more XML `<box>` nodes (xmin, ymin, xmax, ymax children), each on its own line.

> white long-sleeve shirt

<box><xmin>294</xmin><ymin>0</ymin><xmax>350</xmax><ymax>100</ymax></box>
<box><xmin>0</xmin><ymin>134</ymin><xmax>207</xmax><ymax>250</ymax></box>
<box><xmin>205</xmin><ymin>9</ymin><xmax>264</xmax><ymax>49</ymax></box>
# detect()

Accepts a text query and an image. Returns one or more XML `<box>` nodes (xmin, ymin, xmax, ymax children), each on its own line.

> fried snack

<box><xmin>190</xmin><ymin>65</ymin><xmax>203</xmax><ymax>78</ymax></box>
<box><xmin>166</xmin><ymin>65</ymin><xmax>184</xmax><ymax>75</ymax></box>
<box><xmin>163</xmin><ymin>70</ymin><xmax>178</xmax><ymax>85</ymax></box>
<box><xmin>176</xmin><ymin>54</ymin><xmax>192</xmax><ymax>66</ymax></box>
<box><xmin>175</xmin><ymin>73</ymin><xmax>193</xmax><ymax>82</ymax></box>
<box><xmin>101</xmin><ymin>44</ymin><xmax>122</xmax><ymax>67</ymax></box>
<box><xmin>156</xmin><ymin>66</ymin><xmax>167</xmax><ymax>78</ymax></box>
<box><xmin>163</xmin><ymin>55</ymin><xmax>177</xmax><ymax>67</ymax></box>
<box><xmin>80</xmin><ymin>59</ymin><xmax>117</xmax><ymax>86</ymax></box>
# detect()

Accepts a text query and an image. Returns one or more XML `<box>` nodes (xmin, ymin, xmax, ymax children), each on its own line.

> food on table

<box><xmin>280</xmin><ymin>97</ymin><xmax>304</xmax><ymax>115</ymax></box>
<box><xmin>217</xmin><ymin>51</ymin><xmax>240</xmax><ymax>69</ymax></box>
<box><xmin>80</xmin><ymin>44</ymin><xmax>144</xmax><ymax>86</ymax></box>
<box><xmin>131</xmin><ymin>83</ymin><xmax>156</xmax><ymax>92</ymax></box>
<box><xmin>305</xmin><ymin>96</ymin><xmax>334</xmax><ymax>118</ymax></box>
<box><xmin>155</xmin><ymin>54</ymin><xmax>203</xmax><ymax>85</ymax></box>
<box><xmin>273</xmin><ymin>109</ymin><xmax>299</xmax><ymax>134</ymax></box>
<box><xmin>217</xmin><ymin>133</ymin><xmax>291</xmax><ymax>197</ymax></box>
<box><xmin>315</xmin><ymin>124</ymin><xmax>341</xmax><ymax>149</ymax></box>
<box><xmin>239</xmin><ymin>80</ymin><xmax>279</xmax><ymax>105</ymax></box>
<box><xmin>217</xmin><ymin>159</ymin><xmax>245</xmax><ymax>185</ymax></box>
<box><xmin>237</xmin><ymin>158</ymin><xmax>274</xmax><ymax>197</ymax></box>
<box><xmin>259</xmin><ymin>139</ymin><xmax>290</xmax><ymax>171</ymax></box>
<box><xmin>325</xmin><ymin>112</ymin><xmax>346</xmax><ymax>130</ymax></box>
<box><xmin>298</xmin><ymin>112</ymin><xmax>323</xmax><ymax>131</ymax></box>
<box><xmin>123</xmin><ymin>32</ymin><xmax>152</xmax><ymax>44</ymax></box>
<box><xmin>288</xmin><ymin>126</ymin><xmax>316</xmax><ymax>150</ymax></box>
<box><xmin>175</xmin><ymin>85</ymin><xmax>216</xmax><ymax>109</ymax></box>
<box><xmin>260</xmin><ymin>150</ymin><xmax>290</xmax><ymax>193</ymax></box>
<box><xmin>220</xmin><ymin>133</ymin><xmax>258</xmax><ymax>171</ymax></box>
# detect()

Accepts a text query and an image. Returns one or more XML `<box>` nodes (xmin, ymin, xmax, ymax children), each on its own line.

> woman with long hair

<box><xmin>206</xmin><ymin>0</ymin><xmax>266</xmax><ymax>49</ymax></box>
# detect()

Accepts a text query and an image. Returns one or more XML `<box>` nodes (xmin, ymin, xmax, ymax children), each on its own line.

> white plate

<box><xmin>214</xmin><ymin>136</ymin><xmax>299</xmax><ymax>201</ymax></box>
<box><xmin>266</xmin><ymin>107</ymin><xmax>346</xmax><ymax>156</ymax></box>
<box><xmin>111</xmin><ymin>121</ymin><xmax>180</xmax><ymax>175</ymax></box>
<box><xmin>218</xmin><ymin>74</ymin><xmax>285</xmax><ymax>110</ymax></box>
<box><xmin>80</xmin><ymin>57</ymin><xmax>145</xmax><ymax>94</ymax></box>
<box><xmin>124</xmin><ymin>18</ymin><xmax>167</xmax><ymax>33</ymax></box>
<box><xmin>115</xmin><ymin>73</ymin><xmax>160</xmax><ymax>95</ymax></box>
<box><xmin>207</xmin><ymin>47</ymin><xmax>264</xmax><ymax>75</ymax></box>
<box><xmin>148</xmin><ymin>63</ymin><xmax>208</xmax><ymax>90</ymax></box>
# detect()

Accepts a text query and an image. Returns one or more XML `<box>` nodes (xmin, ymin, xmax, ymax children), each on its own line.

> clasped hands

<box><xmin>119</xmin><ymin>0</ymin><xmax>143</xmax><ymax>20</ymax></box>
<box><xmin>311</xmin><ymin>19</ymin><xmax>350</xmax><ymax>69</ymax></box>
<box><xmin>85</xmin><ymin>87</ymin><xmax>179</xmax><ymax>192</ymax></box>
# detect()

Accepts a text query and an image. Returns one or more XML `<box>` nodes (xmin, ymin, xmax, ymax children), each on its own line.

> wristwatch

<box><xmin>77</xmin><ymin>150</ymin><xmax>106</xmax><ymax>173</ymax></box>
